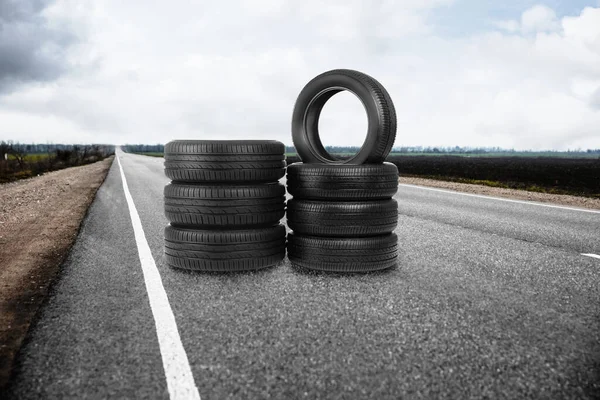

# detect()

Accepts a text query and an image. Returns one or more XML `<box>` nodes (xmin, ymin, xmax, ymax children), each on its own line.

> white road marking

<box><xmin>582</xmin><ymin>253</ymin><xmax>600</xmax><ymax>259</ymax></box>
<box><xmin>399</xmin><ymin>184</ymin><xmax>600</xmax><ymax>214</ymax></box>
<box><xmin>117</xmin><ymin>155</ymin><xmax>201</xmax><ymax>400</ymax></box>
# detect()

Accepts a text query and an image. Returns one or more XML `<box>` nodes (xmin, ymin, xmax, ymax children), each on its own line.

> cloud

<box><xmin>0</xmin><ymin>1</ymin><xmax>599</xmax><ymax>150</ymax></box>
<box><xmin>590</xmin><ymin>86</ymin><xmax>600</xmax><ymax>110</ymax></box>
<box><xmin>494</xmin><ymin>5</ymin><xmax>560</xmax><ymax>35</ymax></box>
<box><xmin>521</xmin><ymin>5</ymin><xmax>560</xmax><ymax>33</ymax></box>
<box><xmin>0</xmin><ymin>0</ymin><xmax>450</xmax><ymax>144</ymax></box>
<box><xmin>0</xmin><ymin>0</ymin><xmax>78</xmax><ymax>93</ymax></box>
<box><xmin>494</xmin><ymin>20</ymin><xmax>520</xmax><ymax>33</ymax></box>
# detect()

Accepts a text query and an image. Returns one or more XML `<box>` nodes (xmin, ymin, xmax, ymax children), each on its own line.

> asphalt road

<box><xmin>4</xmin><ymin>150</ymin><xmax>600</xmax><ymax>399</ymax></box>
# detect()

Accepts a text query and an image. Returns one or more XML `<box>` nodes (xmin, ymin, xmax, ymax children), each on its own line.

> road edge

<box><xmin>0</xmin><ymin>156</ymin><xmax>115</xmax><ymax>392</ymax></box>
<box><xmin>399</xmin><ymin>176</ymin><xmax>600</xmax><ymax>211</ymax></box>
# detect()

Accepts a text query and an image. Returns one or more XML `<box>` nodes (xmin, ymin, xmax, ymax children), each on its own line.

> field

<box><xmin>285</xmin><ymin>150</ymin><xmax>600</xmax><ymax>158</ymax></box>
<box><xmin>6</xmin><ymin>153</ymin><xmax>52</xmax><ymax>162</ymax></box>
<box><xmin>0</xmin><ymin>145</ymin><xmax>115</xmax><ymax>183</ymax></box>
<box><xmin>133</xmin><ymin>152</ymin><xmax>164</xmax><ymax>157</ymax></box>
<box><xmin>390</xmin><ymin>155</ymin><xmax>599</xmax><ymax>197</ymax></box>
<box><xmin>285</xmin><ymin>155</ymin><xmax>600</xmax><ymax>198</ymax></box>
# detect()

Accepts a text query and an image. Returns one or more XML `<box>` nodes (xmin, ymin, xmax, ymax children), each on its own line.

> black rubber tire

<box><xmin>164</xmin><ymin>140</ymin><xmax>285</xmax><ymax>182</ymax></box>
<box><xmin>291</xmin><ymin>69</ymin><xmax>396</xmax><ymax>165</ymax></box>
<box><xmin>287</xmin><ymin>233</ymin><xmax>398</xmax><ymax>272</ymax></box>
<box><xmin>164</xmin><ymin>182</ymin><xmax>285</xmax><ymax>228</ymax></box>
<box><xmin>287</xmin><ymin>199</ymin><xmax>397</xmax><ymax>237</ymax></box>
<box><xmin>164</xmin><ymin>224</ymin><xmax>286</xmax><ymax>272</ymax></box>
<box><xmin>287</xmin><ymin>162</ymin><xmax>398</xmax><ymax>200</ymax></box>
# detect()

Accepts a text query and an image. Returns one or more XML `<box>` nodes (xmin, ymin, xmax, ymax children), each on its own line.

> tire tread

<box><xmin>287</xmin><ymin>233</ymin><xmax>398</xmax><ymax>272</ymax></box>
<box><xmin>164</xmin><ymin>225</ymin><xmax>286</xmax><ymax>271</ymax></box>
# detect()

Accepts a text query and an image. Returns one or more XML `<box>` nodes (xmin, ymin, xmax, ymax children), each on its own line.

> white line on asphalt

<box><xmin>582</xmin><ymin>253</ymin><xmax>600</xmax><ymax>259</ymax></box>
<box><xmin>399</xmin><ymin>184</ymin><xmax>600</xmax><ymax>214</ymax></box>
<box><xmin>117</xmin><ymin>155</ymin><xmax>201</xmax><ymax>400</ymax></box>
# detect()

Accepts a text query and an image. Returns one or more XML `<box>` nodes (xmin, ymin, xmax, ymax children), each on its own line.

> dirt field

<box><xmin>399</xmin><ymin>176</ymin><xmax>600</xmax><ymax>210</ymax></box>
<box><xmin>0</xmin><ymin>157</ymin><xmax>114</xmax><ymax>388</ymax></box>
<box><xmin>388</xmin><ymin>155</ymin><xmax>600</xmax><ymax>198</ymax></box>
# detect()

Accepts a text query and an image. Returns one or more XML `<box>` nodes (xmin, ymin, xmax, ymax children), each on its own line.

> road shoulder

<box><xmin>0</xmin><ymin>157</ymin><xmax>114</xmax><ymax>389</ymax></box>
<box><xmin>399</xmin><ymin>176</ymin><xmax>600</xmax><ymax>210</ymax></box>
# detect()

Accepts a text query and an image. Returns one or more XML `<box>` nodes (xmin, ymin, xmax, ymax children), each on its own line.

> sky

<box><xmin>0</xmin><ymin>0</ymin><xmax>599</xmax><ymax>150</ymax></box>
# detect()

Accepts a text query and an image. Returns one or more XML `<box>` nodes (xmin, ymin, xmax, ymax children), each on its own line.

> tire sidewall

<box><xmin>292</xmin><ymin>72</ymin><xmax>382</xmax><ymax>165</ymax></box>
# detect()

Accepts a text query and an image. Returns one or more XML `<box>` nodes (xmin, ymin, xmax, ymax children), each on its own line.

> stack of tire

<box><xmin>286</xmin><ymin>69</ymin><xmax>399</xmax><ymax>273</ymax></box>
<box><xmin>163</xmin><ymin>140</ymin><xmax>287</xmax><ymax>272</ymax></box>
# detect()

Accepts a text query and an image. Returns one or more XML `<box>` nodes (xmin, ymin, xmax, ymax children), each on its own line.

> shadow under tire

<box><xmin>164</xmin><ymin>182</ymin><xmax>285</xmax><ymax>228</ymax></box>
<box><xmin>287</xmin><ymin>233</ymin><xmax>398</xmax><ymax>272</ymax></box>
<box><xmin>287</xmin><ymin>199</ymin><xmax>398</xmax><ymax>237</ymax></box>
<box><xmin>287</xmin><ymin>162</ymin><xmax>398</xmax><ymax>200</ymax></box>
<box><xmin>291</xmin><ymin>69</ymin><xmax>396</xmax><ymax>164</ymax></box>
<box><xmin>164</xmin><ymin>140</ymin><xmax>285</xmax><ymax>183</ymax></box>
<box><xmin>165</xmin><ymin>224</ymin><xmax>286</xmax><ymax>272</ymax></box>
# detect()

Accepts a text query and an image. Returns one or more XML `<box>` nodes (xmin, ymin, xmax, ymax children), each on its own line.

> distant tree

<box><xmin>9</xmin><ymin>143</ymin><xmax>27</xmax><ymax>169</ymax></box>
<box><xmin>0</xmin><ymin>141</ymin><xmax>10</xmax><ymax>160</ymax></box>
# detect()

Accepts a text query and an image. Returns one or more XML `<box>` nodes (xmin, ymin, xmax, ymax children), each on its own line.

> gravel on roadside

<box><xmin>399</xmin><ymin>176</ymin><xmax>600</xmax><ymax>211</ymax></box>
<box><xmin>0</xmin><ymin>157</ymin><xmax>114</xmax><ymax>389</ymax></box>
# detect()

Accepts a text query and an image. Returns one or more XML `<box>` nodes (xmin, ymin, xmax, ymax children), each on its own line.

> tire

<box><xmin>287</xmin><ymin>233</ymin><xmax>398</xmax><ymax>272</ymax></box>
<box><xmin>164</xmin><ymin>182</ymin><xmax>285</xmax><ymax>228</ymax></box>
<box><xmin>164</xmin><ymin>140</ymin><xmax>285</xmax><ymax>182</ymax></box>
<box><xmin>291</xmin><ymin>69</ymin><xmax>396</xmax><ymax>165</ymax></box>
<box><xmin>165</xmin><ymin>224</ymin><xmax>286</xmax><ymax>272</ymax></box>
<box><xmin>287</xmin><ymin>199</ymin><xmax>398</xmax><ymax>237</ymax></box>
<box><xmin>287</xmin><ymin>162</ymin><xmax>398</xmax><ymax>200</ymax></box>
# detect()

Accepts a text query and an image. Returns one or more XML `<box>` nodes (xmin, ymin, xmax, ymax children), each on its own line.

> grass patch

<box><xmin>6</xmin><ymin>153</ymin><xmax>52</xmax><ymax>162</ymax></box>
<box><xmin>134</xmin><ymin>152</ymin><xmax>164</xmax><ymax>157</ymax></box>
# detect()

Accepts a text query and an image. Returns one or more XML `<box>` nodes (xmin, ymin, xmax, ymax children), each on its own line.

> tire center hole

<box><xmin>317</xmin><ymin>90</ymin><xmax>368</xmax><ymax>161</ymax></box>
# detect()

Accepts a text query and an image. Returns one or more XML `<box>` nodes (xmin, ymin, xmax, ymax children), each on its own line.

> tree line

<box><xmin>286</xmin><ymin>145</ymin><xmax>600</xmax><ymax>154</ymax></box>
<box><xmin>121</xmin><ymin>143</ymin><xmax>600</xmax><ymax>155</ymax></box>
<box><xmin>121</xmin><ymin>144</ymin><xmax>165</xmax><ymax>153</ymax></box>
<box><xmin>0</xmin><ymin>141</ymin><xmax>115</xmax><ymax>183</ymax></box>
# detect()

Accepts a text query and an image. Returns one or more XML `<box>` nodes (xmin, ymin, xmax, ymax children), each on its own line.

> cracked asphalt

<box><xmin>4</xmin><ymin>151</ymin><xmax>599</xmax><ymax>399</ymax></box>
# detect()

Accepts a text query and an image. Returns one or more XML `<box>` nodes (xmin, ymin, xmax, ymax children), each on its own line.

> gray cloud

<box><xmin>1</xmin><ymin>1</ymin><xmax>599</xmax><ymax>150</ymax></box>
<box><xmin>0</xmin><ymin>0</ymin><xmax>76</xmax><ymax>93</ymax></box>
<box><xmin>590</xmin><ymin>86</ymin><xmax>600</xmax><ymax>110</ymax></box>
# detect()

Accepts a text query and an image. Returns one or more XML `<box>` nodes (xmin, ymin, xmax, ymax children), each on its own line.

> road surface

<box><xmin>4</xmin><ymin>150</ymin><xmax>600</xmax><ymax>399</ymax></box>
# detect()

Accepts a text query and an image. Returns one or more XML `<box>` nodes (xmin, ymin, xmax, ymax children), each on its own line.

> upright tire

<box><xmin>287</xmin><ymin>233</ymin><xmax>398</xmax><ymax>272</ymax></box>
<box><xmin>287</xmin><ymin>162</ymin><xmax>399</xmax><ymax>200</ymax></box>
<box><xmin>164</xmin><ymin>182</ymin><xmax>285</xmax><ymax>228</ymax></box>
<box><xmin>164</xmin><ymin>140</ymin><xmax>286</xmax><ymax>182</ymax></box>
<box><xmin>165</xmin><ymin>224</ymin><xmax>286</xmax><ymax>272</ymax></box>
<box><xmin>292</xmin><ymin>69</ymin><xmax>396</xmax><ymax>164</ymax></box>
<box><xmin>287</xmin><ymin>199</ymin><xmax>398</xmax><ymax>237</ymax></box>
